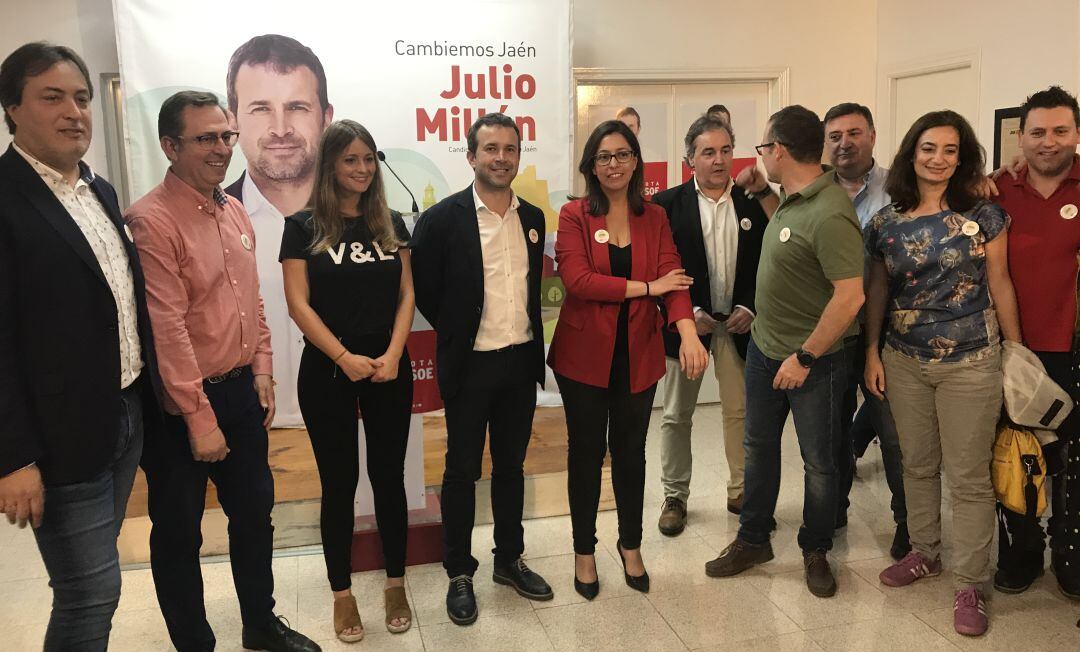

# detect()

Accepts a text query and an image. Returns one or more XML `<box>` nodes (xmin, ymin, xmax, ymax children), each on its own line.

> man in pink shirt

<box><xmin>126</xmin><ymin>91</ymin><xmax>318</xmax><ymax>652</ymax></box>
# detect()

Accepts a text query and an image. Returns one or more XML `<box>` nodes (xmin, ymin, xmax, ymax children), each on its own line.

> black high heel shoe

<box><xmin>616</xmin><ymin>540</ymin><xmax>650</xmax><ymax>593</ymax></box>
<box><xmin>574</xmin><ymin>555</ymin><xmax>600</xmax><ymax>600</ymax></box>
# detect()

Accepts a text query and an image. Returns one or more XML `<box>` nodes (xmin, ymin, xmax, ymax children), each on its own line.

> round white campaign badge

<box><xmin>528</xmin><ymin>228</ymin><xmax>539</xmax><ymax>244</ymax></box>
<box><xmin>241</xmin><ymin>233</ymin><xmax>253</xmax><ymax>250</ymax></box>
<box><xmin>123</xmin><ymin>224</ymin><xmax>134</xmax><ymax>242</ymax></box>
<box><xmin>1061</xmin><ymin>204</ymin><xmax>1078</xmax><ymax>220</ymax></box>
<box><xmin>740</xmin><ymin>218</ymin><xmax>752</xmax><ymax>231</ymax></box>
<box><xmin>594</xmin><ymin>229</ymin><xmax>610</xmax><ymax>244</ymax></box>
<box><xmin>961</xmin><ymin>221</ymin><xmax>980</xmax><ymax>237</ymax></box>
<box><xmin>779</xmin><ymin>227</ymin><xmax>791</xmax><ymax>243</ymax></box>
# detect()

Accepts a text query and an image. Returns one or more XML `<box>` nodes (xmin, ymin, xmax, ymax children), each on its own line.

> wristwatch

<box><xmin>747</xmin><ymin>185</ymin><xmax>774</xmax><ymax>201</ymax></box>
<box><xmin>795</xmin><ymin>348</ymin><xmax>816</xmax><ymax>369</ymax></box>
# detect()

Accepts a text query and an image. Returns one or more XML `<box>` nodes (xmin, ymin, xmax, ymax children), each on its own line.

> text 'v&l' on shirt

<box><xmin>280</xmin><ymin>210</ymin><xmax>411</xmax><ymax>340</ymax></box>
<box><xmin>864</xmin><ymin>200</ymin><xmax>1009</xmax><ymax>362</ymax></box>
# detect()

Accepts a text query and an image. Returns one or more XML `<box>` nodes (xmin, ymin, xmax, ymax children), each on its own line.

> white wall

<box><xmin>0</xmin><ymin>0</ymin><xmax>118</xmax><ymax>174</ymax></box>
<box><xmin>573</xmin><ymin>0</ymin><xmax>880</xmax><ymax>130</ymax></box>
<box><xmin>877</xmin><ymin>0</ymin><xmax>1079</xmax><ymax>164</ymax></box>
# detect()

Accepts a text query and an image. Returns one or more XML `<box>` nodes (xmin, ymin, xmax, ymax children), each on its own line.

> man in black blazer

<box><xmin>0</xmin><ymin>43</ymin><xmax>161</xmax><ymax>651</ymax></box>
<box><xmin>411</xmin><ymin>113</ymin><xmax>551</xmax><ymax>625</ymax></box>
<box><xmin>652</xmin><ymin>115</ymin><xmax>775</xmax><ymax>535</ymax></box>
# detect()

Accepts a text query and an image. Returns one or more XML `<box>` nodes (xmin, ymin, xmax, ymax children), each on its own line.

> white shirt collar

<box><xmin>472</xmin><ymin>184</ymin><xmax>520</xmax><ymax>216</ymax></box>
<box><xmin>693</xmin><ymin>175</ymin><xmax>732</xmax><ymax>205</ymax></box>
<box><xmin>13</xmin><ymin>141</ymin><xmax>94</xmax><ymax>188</ymax></box>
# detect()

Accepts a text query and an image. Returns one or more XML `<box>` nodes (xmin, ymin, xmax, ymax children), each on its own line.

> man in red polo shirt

<box><xmin>994</xmin><ymin>86</ymin><xmax>1080</xmax><ymax>600</ymax></box>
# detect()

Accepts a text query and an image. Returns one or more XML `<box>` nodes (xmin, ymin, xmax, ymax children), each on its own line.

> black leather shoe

<box><xmin>493</xmin><ymin>558</ymin><xmax>553</xmax><ymax>601</ymax></box>
<box><xmin>573</xmin><ymin>555</ymin><xmax>600</xmax><ymax>600</ymax></box>
<box><xmin>446</xmin><ymin>574</ymin><xmax>478</xmax><ymax>625</ymax></box>
<box><xmin>889</xmin><ymin>522</ymin><xmax>912</xmax><ymax>561</ymax></box>
<box><xmin>994</xmin><ymin>564</ymin><xmax>1044</xmax><ymax>594</ymax></box>
<box><xmin>616</xmin><ymin>540</ymin><xmax>650</xmax><ymax>593</ymax></box>
<box><xmin>241</xmin><ymin>615</ymin><xmax>320</xmax><ymax>652</ymax></box>
<box><xmin>1051</xmin><ymin>552</ymin><xmax>1080</xmax><ymax>600</ymax></box>
<box><xmin>574</xmin><ymin>576</ymin><xmax>600</xmax><ymax>600</ymax></box>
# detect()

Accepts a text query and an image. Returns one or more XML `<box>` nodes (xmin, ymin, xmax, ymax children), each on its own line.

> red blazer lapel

<box><xmin>587</xmin><ymin>211</ymin><xmax>612</xmax><ymax>276</ymax></box>
<box><xmin>629</xmin><ymin>211</ymin><xmax>649</xmax><ymax>282</ymax></box>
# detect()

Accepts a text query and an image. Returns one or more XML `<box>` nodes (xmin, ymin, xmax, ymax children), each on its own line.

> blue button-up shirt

<box><xmin>847</xmin><ymin>162</ymin><xmax>891</xmax><ymax>227</ymax></box>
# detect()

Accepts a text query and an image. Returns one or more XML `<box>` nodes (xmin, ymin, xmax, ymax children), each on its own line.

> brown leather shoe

<box><xmin>803</xmin><ymin>549</ymin><xmax>837</xmax><ymax>597</ymax></box>
<box><xmin>658</xmin><ymin>497</ymin><xmax>687</xmax><ymax>536</ymax></box>
<box><xmin>726</xmin><ymin>493</ymin><xmax>744</xmax><ymax>515</ymax></box>
<box><xmin>705</xmin><ymin>537</ymin><xmax>774</xmax><ymax>577</ymax></box>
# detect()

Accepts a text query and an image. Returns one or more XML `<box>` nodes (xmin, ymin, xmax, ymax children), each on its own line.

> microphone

<box><xmin>377</xmin><ymin>150</ymin><xmax>419</xmax><ymax>213</ymax></box>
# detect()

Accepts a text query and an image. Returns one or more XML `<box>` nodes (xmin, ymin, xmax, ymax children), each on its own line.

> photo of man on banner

<box><xmin>224</xmin><ymin>34</ymin><xmax>334</xmax><ymax>427</ymax></box>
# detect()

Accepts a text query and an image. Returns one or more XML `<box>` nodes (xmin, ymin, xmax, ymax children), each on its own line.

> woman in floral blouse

<box><xmin>863</xmin><ymin>110</ymin><xmax>1021</xmax><ymax>638</ymax></box>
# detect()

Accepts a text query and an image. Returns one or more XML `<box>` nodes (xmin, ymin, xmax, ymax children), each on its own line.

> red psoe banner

<box><xmin>643</xmin><ymin>161</ymin><xmax>668</xmax><ymax>199</ymax></box>
<box><xmin>407</xmin><ymin>329</ymin><xmax>442</xmax><ymax>413</ymax></box>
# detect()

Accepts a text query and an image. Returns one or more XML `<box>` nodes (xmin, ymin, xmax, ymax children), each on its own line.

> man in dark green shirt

<box><xmin>705</xmin><ymin>105</ymin><xmax>864</xmax><ymax>599</ymax></box>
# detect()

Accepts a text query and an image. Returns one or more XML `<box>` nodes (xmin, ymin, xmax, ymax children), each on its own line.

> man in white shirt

<box><xmin>652</xmin><ymin>115</ymin><xmax>773</xmax><ymax>534</ymax></box>
<box><xmin>0</xmin><ymin>42</ymin><xmax>161</xmax><ymax>651</ymax></box>
<box><xmin>411</xmin><ymin>114</ymin><xmax>551</xmax><ymax>625</ymax></box>
<box><xmin>224</xmin><ymin>34</ymin><xmax>334</xmax><ymax>427</ymax></box>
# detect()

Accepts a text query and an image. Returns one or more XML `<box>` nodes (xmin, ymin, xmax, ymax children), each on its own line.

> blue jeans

<box><xmin>33</xmin><ymin>388</ymin><xmax>144</xmax><ymax>652</ymax></box>
<box><xmin>738</xmin><ymin>339</ymin><xmax>845</xmax><ymax>552</ymax></box>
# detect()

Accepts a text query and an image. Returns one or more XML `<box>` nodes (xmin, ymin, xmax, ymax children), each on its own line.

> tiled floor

<box><xmin>3</xmin><ymin>405</ymin><xmax>1079</xmax><ymax>650</ymax></box>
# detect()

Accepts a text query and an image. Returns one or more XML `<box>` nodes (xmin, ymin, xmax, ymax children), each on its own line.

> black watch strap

<box><xmin>796</xmin><ymin>348</ymin><xmax>816</xmax><ymax>368</ymax></box>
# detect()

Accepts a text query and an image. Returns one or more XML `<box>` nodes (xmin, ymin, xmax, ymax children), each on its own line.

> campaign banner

<box><xmin>114</xmin><ymin>0</ymin><xmax>573</xmax><ymax>512</ymax></box>
<box><xmin>643</xmin><ymin>161</ymin><xmax>668</xmax><ymax>198</ymax></box>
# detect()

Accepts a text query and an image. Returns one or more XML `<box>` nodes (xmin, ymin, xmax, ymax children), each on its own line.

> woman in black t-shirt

<box><xmin>281</xmin><ymin>120</ymin><xmax>414</xmax><ymax>642</ymax></box>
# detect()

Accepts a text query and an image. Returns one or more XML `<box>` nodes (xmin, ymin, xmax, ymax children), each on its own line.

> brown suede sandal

<box><xmin>334</xmin><ymin>595</ymin><xmax>364</xmax><ymax>643</ymax></box>
<box><xmin>384</xmin><ymin>586</ymin><xmax>412</xmax><ymax>634</ymax></box>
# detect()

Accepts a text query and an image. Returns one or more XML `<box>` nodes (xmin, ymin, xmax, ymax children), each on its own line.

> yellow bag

<box><xmin>991</xmin><ymin>420</ymin><xmax>1047</xmax><ymax>516</ymax></box>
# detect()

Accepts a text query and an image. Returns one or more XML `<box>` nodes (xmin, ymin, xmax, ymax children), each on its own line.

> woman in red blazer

<box><xmin>548</xmin><ymin>120</ymin><xmax>708</xmax><ymax>600</ymax></box>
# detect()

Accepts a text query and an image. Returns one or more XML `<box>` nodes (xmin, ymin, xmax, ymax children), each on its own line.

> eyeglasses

<box><xmin>175</xmin><ymin>131</ymin><xmax>240</xmax><ymax>150</ymax></box>
<box><xmin>594</xmin><ymin>150</ymin><xmax>636</xmax><ymax>166</ymax></box>
<box><xmin>754</xmin><ymin>141</ymin><xmax>784</xmax><ymax>156</ymax></box>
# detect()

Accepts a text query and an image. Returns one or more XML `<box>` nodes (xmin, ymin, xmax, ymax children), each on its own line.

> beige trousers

<box><xmin>660</xmin><ymin>328</ymin><xmax>746</xmax><ymax>502</ymax></box>
<box><xmin>882</xmin><ymin>345</ymin><xmax>1002</xmax><ymax>587</ymax></box>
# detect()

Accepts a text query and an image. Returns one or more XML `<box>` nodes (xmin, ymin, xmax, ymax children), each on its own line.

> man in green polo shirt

<box><xmin>704</xmin><ymin>105</ymin><xmax>864</xmax><ymax>598</ymax></box>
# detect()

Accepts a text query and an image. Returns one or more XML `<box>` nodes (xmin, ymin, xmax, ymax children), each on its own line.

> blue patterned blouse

<box><xmin>864</xmin><ymin>200</ymin><xmax>1009</xmax><ymax>362</ymax></box>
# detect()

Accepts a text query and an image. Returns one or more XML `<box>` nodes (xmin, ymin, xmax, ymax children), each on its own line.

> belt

<box><xmin>479</xmin><ymin>341</ymin><xmax>531</xmax><ymax>354</ymax></box>
<box><xmin>206</xmin><ymin>367</ymin><xmax>244</xmax><ymax>384</ymax></box>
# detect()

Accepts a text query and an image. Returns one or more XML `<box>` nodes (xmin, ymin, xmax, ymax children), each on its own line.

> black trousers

<box><xmin>998</xmin><ymin>350</ymin><xmax>1080</xmax><ymax>578</ymax></box>
<box><xmin>142</xmin><ymin>367</ymin><xmax>275</xmax><ymax>652</ymax></box>
<box><xmin>441</xmin><ymin>345</ymin><xmax>537</xmax><ymax>577</ymax></box>
<box><xmin>298</xmin><ymin>338</ymin><xmax>413</xmax><ymax>589</ymax></box>
<box><xmin>837</xmin><ymin>334</ymin><xmax>907</xmax><ymax>526</ymax></box>
<box><xmin>555</xmin><ymin>347</ymin><xmax>657</xmax><ymax>555</ymax></box>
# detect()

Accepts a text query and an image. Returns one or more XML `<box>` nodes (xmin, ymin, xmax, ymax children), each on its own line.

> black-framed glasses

<box><xmin>594</xmin><ymin>150</ymin><xmax>636</xmax><ymax>166</ymax></box>
<box><xmin>176</xmin><ymin>131</ymin><xmax>240</xmax><ymax>150</ymax></box>
<box><xmin>754</xmin><ymin>141</ymin><xmax>784</xmax><ymax>156</ymax></box>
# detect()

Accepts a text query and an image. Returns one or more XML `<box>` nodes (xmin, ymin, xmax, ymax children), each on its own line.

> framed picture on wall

<box><xmin>994</xmin><ymin>107</ymin><xmax>1023</xmax><ymax>170</ymax></box>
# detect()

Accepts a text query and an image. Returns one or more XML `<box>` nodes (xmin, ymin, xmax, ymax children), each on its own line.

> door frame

<box><xmin>571</xmin><ymin>67</ymin><xmax>790</xmax><ymax>189</ymax></box>
<box><xmin>878</xmin><ymin>50</ymin><xmax>982</xmax><ymax>158</ymax></box>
